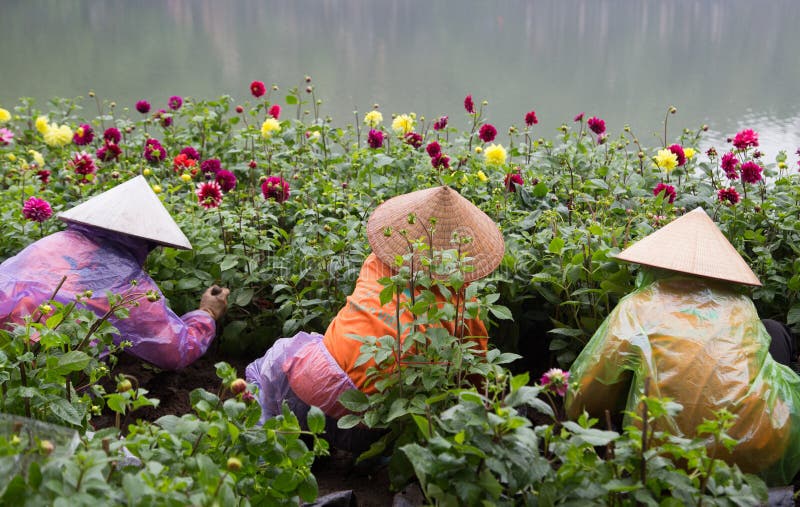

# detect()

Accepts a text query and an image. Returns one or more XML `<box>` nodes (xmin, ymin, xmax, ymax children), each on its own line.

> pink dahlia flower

<box><xmin>268</xmin><ymin>104</ymin><xmax>281</xmax><ymax>119</ymax></box>
<box><xmin>573</xmin><ymin>112</ymin><xmax>584</xmax><ymax>122</ymax></box>
<box><xmin>478</xmin><ymin>123</ymin><xmax>497</xmax><ymax>143</ymax></box>
<box><xmin>36</xmin><ymin>169</ymin><xmax>51</xmax><ymax>185</ymax></box>
<box><xmin>196</xmin><ymin>181</ymin><xmax>223</xmax><ymax>209</ymax></box>
<box><xmin>653</xmin><ymin>182</ymin><xmax>677</xmax><ymax>203</ymax></box>
<box><xmin>721</xmin><ymin>152</ymin><xmax>739</xmax><ymax>179</ymax></box>
<box><xmin>22</xmin><ymin>197</ymin><xmax>53</xmax><ymax>222</ymax></box>
<box><xmin>73</xmin><ymin>124</ymin><xmax>94</xmax><ymax>146</ymax></box>
<box><xmin>540</xmin><ymin>368</ymin><xmax>570</xmax><ymax>397</ymax></box>
<box><xmin>168</xmin><ymin>95</ymin><xmax>183</xmax><ymax>110</ymax></box>
<box><xmin>154</xmin><ymin>109</ymin><xmax>172</xmax><ymax>128</ymax></box>
<box><xmin>261</xmin><ymin>176</ymin><xmax>290</xmax><ymax>203</ymax></box>
<box><xmin>0</xmin><ymin>127</ymin><xmax>14</xmax><ymax>145</ymax></box>
<box><xmin>250</xmin><ymin>81</ymin><xmax>266</xmax><ymax>98</ymax></box>
<box><xmin>732</xmin><ymin>129</ymin><xmax>759</xmax><ymax>150</ymax></box>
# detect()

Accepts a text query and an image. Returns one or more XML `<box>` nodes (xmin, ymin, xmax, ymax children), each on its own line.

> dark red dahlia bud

<box><xmin>236</xmin><ymin>105</ymin><xmax>244</xmax><ymax>114</ymax></box>
<box><xmin>230</xmin><ymin>378</ymin><xmax>247</xmax><ymax>395</ymax></box>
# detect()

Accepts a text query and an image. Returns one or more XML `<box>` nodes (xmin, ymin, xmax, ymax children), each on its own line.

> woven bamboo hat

<box><xmin>58</xmin><ymin>175</ymin><xmax>192</xmax><ymax>250</ymax></box>
<box><xmin>615</xmin><ymin>207</ymin><xmax>760</xmax><ymax>286</ymax></box>
<box><xmin>366</xmin><ymin>186</ymin><xmax>504</xmax><ymax>282</ymax></box>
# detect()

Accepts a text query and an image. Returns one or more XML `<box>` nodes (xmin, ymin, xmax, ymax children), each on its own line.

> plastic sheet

<box><xmin>566</xmin><ymin>273</ymin><xmax>800</xmax><ymax>485</ymax></box>
<box><xmin>246</xmin><ymin>332</ymin><xmax>357</xmax><ymax>422</ymax></box>
<box><xmin>0</xmin><ymin>226</ymin><xmax>215</xmax><ymax>370</ymax></box>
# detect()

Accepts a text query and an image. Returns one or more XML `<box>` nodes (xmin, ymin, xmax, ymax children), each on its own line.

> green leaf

<box><xmin>548</xmin><ymin>237</ymin><xmax>565</xmax><ymax>255</ymax></box>
<box><xmin>307</xmin><ymin>406</ymin><xmax>325</xmax><ymax>434</ymax></box>
<box><xmin>337</xmin><ymin>414</ymin><xmax>362</xmax><ymax>429</ymax></box>
<box><xmin>285</xmin><ymin>94</ymin><xmax>298</xmax><ymax>105</ymax></box>
<box><xmin>49</xmin><ymin>398</ymin><xmax>84</xmax><ymax>426</ymax></box>
<box><xmin>51</xmin><ymin>350</ymin><xmax>92</xmax><ymax>376</ymax></box>
<box><xmin>411</xmin><ymin>414</ymin><xmax>431</xmax><ymax>439</ymax></box>
<box><xmin>234</xmin><ymin>288</ymin><xmax>254</xmax><ymax>307</ymax></box>
<box><xmin>488</xmin><ymin>305</ymin><xmax>513</xmax><ymax>320</ymax></box>
<box><xmin>532</xmin><ymin>181</ymin><xmax>549</xmax><ymax>198</ymax></box>
<box><xmin>220</xmin><ymin>255</ymin><xmax>239</xmax><ymax>271</ymax></box>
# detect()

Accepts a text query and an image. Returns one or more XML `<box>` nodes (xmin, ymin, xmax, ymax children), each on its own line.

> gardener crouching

<box><xmin>565</xmin><ymin>208</ymin><xmax>800</xmax><ymax>485</ymax></box>
<box><xmin>246</xmin><ymin>186</ymin><xmax>504</xmax><ymax>452</ymax></box>
<box><xmin>0</xmin><ymin>175</ymin><xmax>230</xmax><ymax>370</ymax></box>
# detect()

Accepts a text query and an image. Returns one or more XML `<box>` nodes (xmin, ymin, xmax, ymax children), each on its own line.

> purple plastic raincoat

<box><xmin>0</xmin><ymin>225</ymin><xmax>215</xmax><ymax>370</ymax></box>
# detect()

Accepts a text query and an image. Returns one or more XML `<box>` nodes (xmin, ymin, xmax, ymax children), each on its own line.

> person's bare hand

<box><xmin>199</xmin><ymin>285</ymin><xmax>230</xmax><ymax>320</ymax></box>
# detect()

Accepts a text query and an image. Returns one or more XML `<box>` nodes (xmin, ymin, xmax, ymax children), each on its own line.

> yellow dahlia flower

<box><xmin>0</xmin><ymin>108</ymin><xmax>10</xmax><ymax>122</ymax></box>
<box><xmin>364</xmin><ymin>111</ymin><xmax>383</xmax><ymax>128</ymax></box>
<box><xmin>391</xmin><ymin>114</ymin><xmax>415</xmax><ymax>135</ymax></box>
<box><xmin>180</xmin><ymin>173</ymin><xmax>192</xmax><ymax>183</ymax></box>
<box><xmin>654</xmin><ymin>149</ymin><xmax>678</xmax><ymax>172</ymax></box>
<box><xmin>683</xmin><ymin>147</ymin><xmax>696</xmax><ymax>160</ymax></box>
<box><xmin>35</xmin><ymin>116</ymin><xmax>50</xmax><ymax>134</ymax></box>
<box><xmin>261</xmin><ymin>118</ymin><xmax>281</xmax><ymax>138</ymax></box>
<box><xmin>29</xmin><ymin>150</ymin><xmax>45</xmax><ymax>167</ymax></box>
<box><xmin>43</xmin><ymin>124</ymin><xmax>73</xmax><ymax>147</ymax></box>
<box><xmin>484</xmin><ymin>143</ymin><xmax>507</xmax><ymax>166</ymax></box>
<box><xmin>477</xmin><ymin>170</ymin><xmax>488</xmax><ymax>182</ymax></box>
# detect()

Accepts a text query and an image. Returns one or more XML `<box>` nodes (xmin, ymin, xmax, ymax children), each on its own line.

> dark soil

<box><xmin>93</xmin><ymin>348</ymin><xmax>396</xmax><ymax>506</ymax></box>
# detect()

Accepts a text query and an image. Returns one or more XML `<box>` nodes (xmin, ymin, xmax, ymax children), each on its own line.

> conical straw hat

<box><xmin>58</xmin><ymin>175</ymin><xmax>192</xmax><ymax>250</ymax></box>
<box><xmin>366</xmin><ymin>186</ymin><xmax>504</xmax><ymax>282</ymax></box>
<box><xmin>615</xmin><ymin>207</ymin><xmax>760</xmax><ymax>286</ymax></box>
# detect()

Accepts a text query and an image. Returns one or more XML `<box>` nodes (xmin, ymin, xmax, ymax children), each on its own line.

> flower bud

<box><xmin>40</xmin><ymin>440</ymin><xmax>54</xmax><ymax>455</ymax></box>
<box><xmin>88</xmin><ymin>91</ymin><xmax>96</xmax><ymax>98</ymax></box>
<box><xmin>669</xmin><ymin>106</ymin><xmax>677</xmax><ymax>114</ymax></box>
<box><xmin>117</xmin><ymin>379</ymin><xmax>133</xmax><ymax>392</ymax></box>
<box><xmin>143</xmin><ymin>168</ymin><xmax>152</xmax><ymax>176</ymax></box>
<box><xmin>230</xmin><ymin>378</ymin><xmax>247</xmax><ymax>395</ymax></box>
<box><xmin>236</xmin><ymin>105</ymin><xmax>244</xmax><ymax>114</ymax></box>
<box><xmin>38</xmin><ymin>304</ymin><xmax>53</xmax><ymax>315</ymax></box>
<box><xmin>227</xmin><ymin>457</ymin><xmax>243</xmax><ymax>471</ymax></box>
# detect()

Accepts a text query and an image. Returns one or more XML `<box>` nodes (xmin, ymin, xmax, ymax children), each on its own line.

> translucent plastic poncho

<box><xmin>566</xmin><ymin>272</ymin><xmax>800</xmax><ymax>485</ymax></box>
<box><xmin>0</xmin><ymin>225</ymin><xmax>215</xmax><ymax>370</ymax></box>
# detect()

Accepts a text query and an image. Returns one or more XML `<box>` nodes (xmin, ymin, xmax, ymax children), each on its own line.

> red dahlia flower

<box><xmin>431</xmin><ymin>153</ymin><xmax>450</xmax><ymax>170</ymax></box>
<box><xmin>103</xmin><ymin>127</ymin><xmax>121</xmax><ymax>144</ymax></box>
<box><xmin>196</xmin><ymin>181</ymin><xmax>223</xmax><ymax>209</ymax></box>
<box><xmin>668</xmin><ymin>144</ymin><xmax>686</xmax><ymax>166</ymax></box>
<box><xmin>504</xmin><ymin>172</ymin><xmax>524</xmax><ymax>192</ymax></box>
<box><xmin>22</xmin><ymin>197</ymin><xmax>53</xmax><ymax>222</ymax></box>
<box><xmin>464</xmin><ymin>94</ymin><xmax>475</xmax><ymax>114</ymax></box>
<box><xmin>36</xmin><ymin>170</ymin><xmax>51</xmax><ymax>185</ymax></box>
<box><xmin>717</xmin><ymin>187</ymin><xmax>740</xmax><ymax>205</ymax></box>
<box><xmin>70</xmin><ymin>151</ymin><xmax>97</xmax><ymax>175</ymax></box>
<box><xmin>740</xmin><ymin>161</ymin><xmax>763</xmax><ymax>184</ymax></box>
<box><xmin>96</xmin><ymin>143</ymin><xmax>121</xmax><ymax>162</ymax></box>
<box><xmin>367</xmin><ymin>129</ymin><xmax>384</xmax><ymax>149</ymax></box>
<box><xmin>261</xmin><ymin>176</ymin><xmax>290</xmax><ymax>203</ymax></box>
<box><xmin>250</xmin><ymin>81</ymin><xmax>266</xmax><ymax>98</ymax></box>
<box><xmin>426</xmin><ymin>141</ymin><xmax>441</xmax><ymax>157</ymax></box>
<box><xmin>433</xmin><ymin>115</ymin><xmax>448</xmax><ymax>131</ymax></box>
<box><xmin>404</xmin><ymin>132</ymin><xmax>423</xmax><ymax>148</ymax></box>
<box><xmin>135</xmin><ymin>100</ymin><xmax>151</xmax><ymax>114</ymax></box>
<box><xmin>653</xmin><ymin>182</ymin><xmax>677</xmax><ymax>203</ymax></box>
<box><xmin>154</xmin><ymin>109</ymin><xmax>172</xmax><ymax>128</ymax></box>
<box><xmin>180</xmin><ymin>146</ymin><xmax>200</xmax><ymax>160</ymax></box>
<box><xmin>525</xmin><ymin>110</ymin><xmax>539</xmax><ymax>126</ymax></box>
<box><xmin>587</xmin><ymin>116</ymin><xmax>606</xmax><ymax>135</ymax></box>
<box><xmin>200</xmin><ymin>158</ymin><xmax>222</xmax><ymax>175</ymax></box>
<box><xmin>215</xmin><ymin>169</ymin><xmax>237</xmax><ymax>192</ymax></box>
<box><xmin>574</xmin><ymin>112</ymin><xmax>584</xmax><ymax>122</ymax></box>
<box><xmin>478</xmin><ymin>123</ymin><xmax>497</xmax><ymax>143</ymax></box>
<box><xmin>173</xmin><ymin>153</ymin><xmax>197</xmax><ymax>172</ymax></box>
<box><xmin>73</xmin><ymin>124</ymin><xmax>94</xmax><ymax>146</ymax></box>
<box><xmin>144</xmin><ymin>138</ymin><xmax>166</xmax><ymax>163</ymax></box>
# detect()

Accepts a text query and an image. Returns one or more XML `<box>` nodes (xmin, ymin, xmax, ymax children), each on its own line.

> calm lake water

<box><xmin>2</xmin><ymin>0</ymin><xmax>799</xmax><ymax>161</ymax></box>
